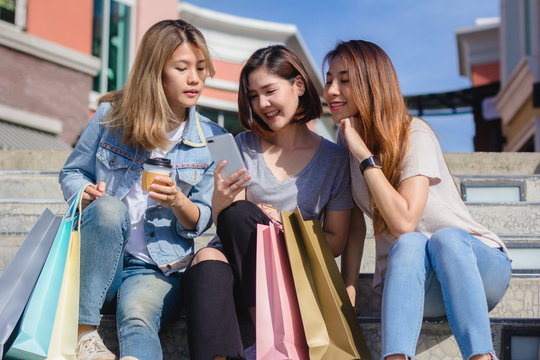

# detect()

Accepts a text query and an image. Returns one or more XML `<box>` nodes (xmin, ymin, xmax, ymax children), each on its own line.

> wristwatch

<box><xmin>359</xmin><ymin>155</ymin><xmax>382</xmax><ymax>175</ymax></box>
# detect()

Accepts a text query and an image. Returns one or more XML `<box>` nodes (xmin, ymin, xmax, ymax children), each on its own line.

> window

<box><xmin>502</xmin><ymin>327</ymin><xmax>540</xmax><ymax>360</ymax></box>
<box><xmin>198</xmin><ymin>108</ymin><xmax>243</xmax><ymax>135</ymax></box>
<box><xmin>523</xmin><ymin>0</ymin><xmax>532</xmax><ymax>56</ymax></box>
<box><xmin>0</xmin><ymin>0</ymin><xmax>15</xmax><ymax>23</ymax></box>
<box><xmin>92</xmin><ymin>0</ymin><xmax>132</xmax><ymax>93</ymax></box>
<box><xmin>0</xmin><ymin>0</ymin><xmax>25</xmax><ymax>28</ymax></box>
<box><xmin>460</xmin><ymin>181</ymin><xmax>524</xmax><ymax>202</ymax></box>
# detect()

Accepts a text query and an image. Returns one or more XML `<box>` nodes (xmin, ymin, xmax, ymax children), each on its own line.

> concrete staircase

<box><xmin>1</xmin><ymin>150</ymin><xmax>539</xmax><ymax>359</ymax></box>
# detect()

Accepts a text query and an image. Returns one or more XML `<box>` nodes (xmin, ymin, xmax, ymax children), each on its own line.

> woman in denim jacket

<box><xmin>59</xmin><ymin>20</ymin><xmax>226</xmax><ymax>360</ymax></box>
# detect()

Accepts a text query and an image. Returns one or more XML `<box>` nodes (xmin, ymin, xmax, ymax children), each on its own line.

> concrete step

<box><xmin>3</xmin><ymin>200</ymin><xmax>536</xmax><ymax>238</ymax></box>
<box><xmin>467</xmin><ymin>202</ymin><xmax>540</xmax><ymax>236</ymax></box>
<box><xmin>0</xmin><ymin>151</ymin><xmax>538</xmax><ymax>174</ymax></box>
<box><xmin>357</xmin><ymin>203</ymin><xmax>539</xmax><ymax>241</ymax></box>
<box><xmin>93</xmin><ymin>313</ymin><xmax>540</xmax><ymax>360</ymax></box>
<box><xmin>2</xmin><ymin>203</ymin><xmax>538</xmax><ymax>276</ymax></box>
<box><xmin>0</xmin><ymin>171</ymin><xmax>63</xmax><ymax>199</ymax></box>
<box><xmin>355</xmin><ymin>274</ymin><xmax>540</xmax><ymax>319</ymax></box>
<box><xmin>0</xmin><ymin>224</ymin><xmax>217</xmax><ymax>274</ymax></box>
<box><xmin>0</xmin><ymin>201</ymin><xmax>67</xmax><ymax>232</ymax></box>
<box><xmin>97</xmin><ymin>314</ymin><xmax>254</xmax><ymax>360</ymax></box>
<box><xmin>358</xmin><ymin>318</ymin><xmax>540</xmax><ymax>360</ymax></box>
<box><xmin>0</xmin><ymin>150</ymin><xmax>70</xmax><ymax>171</ymax></box>
<box><xmin>443</xmin><ymin>152</ymin><xmax>540</xmax><ymax>175</ymax></box>
<box><xmin>2</xmin><ymin>173</ymin><xmax>539</xmax><ymax>214</ymax></box>
<box><xmin>357</xmin><ymin>235</ymin><xmax>540</xmax><ymax>275</ymax></box>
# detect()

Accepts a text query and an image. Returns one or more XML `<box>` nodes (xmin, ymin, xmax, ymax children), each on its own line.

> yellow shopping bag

<box><xmin>47</xmin><ymin>186</ymin><xmax>86</xmax><ymax>360</ymax></box>
<box><xmin>281</xmin><ymin>208</ymin><xmax>371</xmax><ymax>360</ymax></box>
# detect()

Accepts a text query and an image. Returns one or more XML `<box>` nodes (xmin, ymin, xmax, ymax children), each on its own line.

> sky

<box><xmin>189</xmin><ymin>0</ymin><xmax>500</xmax><ymax>152</ymax></box>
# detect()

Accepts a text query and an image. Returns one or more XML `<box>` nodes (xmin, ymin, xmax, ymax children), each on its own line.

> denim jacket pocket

<box><xmin>175</xmin><ymin>164</ymin><xmax>209</xmax><ymax>194</ymax></box>
<box><xmin>96</xmin><ymin>145</ymin><xmax>133</xmax><ymax>170</ymax></box>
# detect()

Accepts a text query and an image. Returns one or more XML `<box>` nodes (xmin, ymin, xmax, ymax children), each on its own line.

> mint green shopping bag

<box><xmin>5</xmin><ymin>186</ymin><xmax>86</xmax><ymax>360</ymax></box>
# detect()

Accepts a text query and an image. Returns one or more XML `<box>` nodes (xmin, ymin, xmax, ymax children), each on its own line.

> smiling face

<box><xmin>247</xmin><ymin>68</ymin><xmax>304</xmax><ymax>132</ymax></box>
<box><xmin>162</xmin><ymin>42</ymin><xmax>208</xmax><ymax>120</ymax></box>
<box><xmin>323</xmin><ymin>55</ymin><xmax>358</xmax><ymax>123</ymax></box>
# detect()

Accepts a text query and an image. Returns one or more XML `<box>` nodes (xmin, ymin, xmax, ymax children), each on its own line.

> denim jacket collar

<box><xmin>181</xmin><ymin>106</ymin><xmax>207</xmax><ymax>148</ymax></box>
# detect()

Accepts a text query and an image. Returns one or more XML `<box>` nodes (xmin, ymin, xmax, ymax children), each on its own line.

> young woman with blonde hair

<box><xmin>323</xmin><ymin>40</ymin><xmax>511</xmax><ymax>360</ymax></box>
<box><xmin>60</xmin><ymin>19</ymin><xmax>226</xmax><ymax>360</ymax></box>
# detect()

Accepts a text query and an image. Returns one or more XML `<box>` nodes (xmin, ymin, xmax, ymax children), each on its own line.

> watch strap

<box><xmin>359</xmin><ymin>155</ymin><xmax>381</xmax><ymax>175</ymax></box>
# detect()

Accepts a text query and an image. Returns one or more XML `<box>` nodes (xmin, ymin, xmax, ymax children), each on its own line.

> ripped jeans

<box><xmin>78</xmin><ymin>196</ymin><xmax>182</xmax><ymax>360</ymax></box>
<box><xmin>381</xmin><ymin>228</ymin><xmax>511</xmax><ymax>360</ymax></box>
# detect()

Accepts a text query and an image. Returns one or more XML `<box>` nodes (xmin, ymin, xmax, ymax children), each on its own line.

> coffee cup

<box><xmin>142</xmin><ymin>157</ymin><xmax>172</xmax><ymax>192</ymax></box>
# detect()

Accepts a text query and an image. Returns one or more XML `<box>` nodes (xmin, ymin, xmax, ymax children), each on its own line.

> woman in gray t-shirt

<box><xmin>323</xmin><ymin>40</ymin><xmax>511</xmax><ymax>360</ymax></box>
<box><xmin>183</xmin><ymin>45</ymin><xmax>353</xmax><ymax>360</ymax></box>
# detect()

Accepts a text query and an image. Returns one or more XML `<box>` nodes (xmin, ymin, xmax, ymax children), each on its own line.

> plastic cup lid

<box><xmin>145</xmin><ymin>157</ymin><xmax>172</xmax><ymax>168</ymax></box>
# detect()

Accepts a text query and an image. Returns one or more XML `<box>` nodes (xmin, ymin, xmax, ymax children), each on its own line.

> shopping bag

<box><xmin>47</xmin><ymin>186</ymin><xmax>86</xmax><ymax>360</ymax></box>
<box><xmin>0</xmin><ymin>209</ymin><xmax>62</xmax><ymax>358</ymax></box>
<box><xmin>281</xmin><ymin>207</ymin><xmax>371</xmax><ymax>360</ymax></box>
<box><xmin>5</xmin><ymin>186</ymin><xmax>86</xmax><ymax>360</ymax></box>
<box><xmin>255</xmin><ymin>223</ymin><xmax>308</xmax><ymax>360</ymax></box>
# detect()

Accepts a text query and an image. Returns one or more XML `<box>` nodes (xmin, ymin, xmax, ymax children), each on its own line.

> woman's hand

<box><xmin>258</xmin><ymin>203</ymin><xmax>281</xmax><ymax>225</ymax></box>
<box><xmin>339</xmin><ymin>117</ymin><xmax>372</xmax><ymax>161</ymax></box>
<box><xmin>81</xmin><ymin>182</ymin><xmax>106</xmax><ymax>209</ymax></box>
<box><xmin>212</xmin><ymin>160</ymin><xmax>251</xmax><ymax>223</ymax></box>
<box><xmin>148</xmin><ymin>176</ymin><xmax>187</xmax><ymax>208</ymax></box>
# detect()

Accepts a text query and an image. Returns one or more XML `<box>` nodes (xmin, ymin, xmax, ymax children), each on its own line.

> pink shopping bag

<box><xmin>256</xmin><ymin>223</ymin><xmax>308</xmax><ymax>360</ymax></box>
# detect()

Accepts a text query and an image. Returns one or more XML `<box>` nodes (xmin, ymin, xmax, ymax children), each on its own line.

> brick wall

<box><xmin>0</xmin><ymin>46</ymin><xmax>92</xmax><ymax>146</ymax></box>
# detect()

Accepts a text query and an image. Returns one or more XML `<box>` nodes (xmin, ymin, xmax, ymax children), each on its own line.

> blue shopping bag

<box><xmin>4</xmin><ymin>186</ymin><xmax>86</xmax><ymax>360</ymax></box>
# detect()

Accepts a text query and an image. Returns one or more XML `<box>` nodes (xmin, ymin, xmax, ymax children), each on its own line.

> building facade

<box><xmin>456</xmin><ymin>18</ymin><xmax>504</xmax><ymax>151</ymax></box>
<box><xmin>0</xmin><ymin>0</ymin><xmax>332</xmax><ymax>150</ymax></box>
<box><xmin>457</xmin><ymin>0</ymin><xmax>540</xmax><ymax>152</ymax></box>
<box><xmin>495</xmin><ymin>0</ymin><xmax>540</xmax><ymax>152</ymax></box>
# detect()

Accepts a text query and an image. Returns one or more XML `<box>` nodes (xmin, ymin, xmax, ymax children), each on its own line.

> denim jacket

<box><xmin>59</xmin><ymin>102</ymin><xmax>227</xmax><ymax>274</ymax></box>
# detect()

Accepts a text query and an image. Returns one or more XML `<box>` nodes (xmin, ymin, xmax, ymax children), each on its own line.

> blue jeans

<box><xmin>79</xmin><ymin>196</ymin><xmax>183</xmax><ymax>360</ymax></box>
<box><xmin>381</xmin><ymin>228</ymin><xmax>511</xmax><ymax>360</ymax></box>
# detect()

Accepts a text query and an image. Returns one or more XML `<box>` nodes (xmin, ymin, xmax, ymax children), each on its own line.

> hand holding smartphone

<box><xmin>206</xmin><ymin>133</ymin><xmax>251</xmax><ymax>186</ymax></box>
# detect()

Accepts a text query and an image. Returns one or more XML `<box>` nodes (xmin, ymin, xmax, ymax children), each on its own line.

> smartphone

<box><xmin>206</xmin><ymin>133</ymin><xmax>251</xmax><ymax>185</ymax></box>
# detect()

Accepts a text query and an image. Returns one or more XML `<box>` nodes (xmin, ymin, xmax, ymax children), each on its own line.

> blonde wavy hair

<box><xmin>324</xmin><ymin>40</ymin><xmax>412</xmax><ymax>236</ymax></box>
<box><xmin>99</xmin><ymin>19</ymin><xmax>215</xmax><ymax>150</ymax></box>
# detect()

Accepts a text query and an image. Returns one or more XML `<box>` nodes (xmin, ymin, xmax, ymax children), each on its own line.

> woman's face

<box><xmin>323</xmin><ymin>54</ymin><xmax>358</xmax><ymax>123</ymax></box>
<box><xmin>247</xmin><ymin>68</ymin><xmax>303</xmax><ymax>132</ymax></box>
<box><xmin>162</xmin><ymin>42</ymin><xmax>208</xmax><ymax>119</ymax></box>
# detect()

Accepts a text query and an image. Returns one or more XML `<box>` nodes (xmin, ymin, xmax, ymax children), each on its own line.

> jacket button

<box><xmin>149</xmin><ymin>231</ymin><xmax>155</xmax><ymax>237</ymax></box>
<box><xmin>166</xmin><ymin>264</ymin><xmax>172</xmax><ymax>269</ymax></box>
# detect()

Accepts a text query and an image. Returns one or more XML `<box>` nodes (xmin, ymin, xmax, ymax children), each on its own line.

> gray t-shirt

<box><xmin>339</xmin><ymin>118</ymin><xmax>510</xmax><ymax>291</ymax></box>
<box><xmin>236</xmin><ymin>131</ymin><xmax>353</xmax><ymax>220</ymax></box>
<box><xmin>207</xmin><ymin>131</ymin><xmax>352</xmax><ymax>250</ymax></box>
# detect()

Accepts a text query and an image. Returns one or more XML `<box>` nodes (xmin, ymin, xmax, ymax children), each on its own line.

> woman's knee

<box><xmin>191</xmin><ymin>248</ymin><xmax>228</xmax><ymax>267</ymax></box>
<box><xmin>428</xmin><ymin>227</ymin><xmax>470</xmax><ymax>256</ymax></box>
<box><xmin>218</xmin><ymin>200</ymin><xmax>260</xmax><ymax>225</ymax></box>
<box><xmin>83</xmin><ymin>195</ymin><xmax>130</xmax><ymax>230</ymax></box>
<box><xmin>117</xmin><ymin>298</ymin><xmax>161</xmax><ymax>333</ymax></box>
<box><xmin>389</xmin><ymin>232</ymin><xmax>428</xmax><ymax>261</ymax></box>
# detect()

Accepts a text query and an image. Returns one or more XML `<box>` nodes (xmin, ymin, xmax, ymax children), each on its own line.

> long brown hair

<box><xmin>323</xmin><ymin>40</ymin><xmax>412</xmax><ymax>236</ymax></box>
<box><xmin>238</xmin><ymin>45</ymin><xmax>321</xmax><ymax>138</ymax></box>
<box><xmin>99</xmin><ymin>19</ymin><xmax>214</xmax><ymax>150</ymax></box>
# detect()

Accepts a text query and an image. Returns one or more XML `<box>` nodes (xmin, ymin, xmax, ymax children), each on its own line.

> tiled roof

<box><xmin>0</xmin><ymin>120</ymin><xmax>71</xmax><ymax>150</ymax></box>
